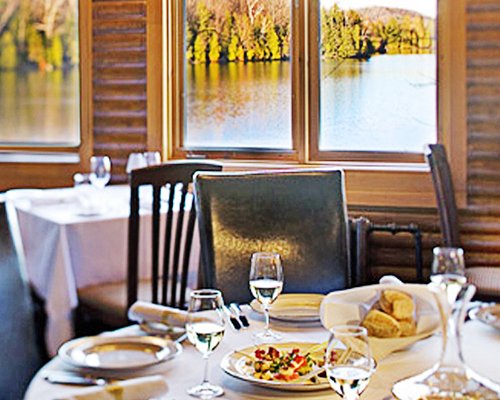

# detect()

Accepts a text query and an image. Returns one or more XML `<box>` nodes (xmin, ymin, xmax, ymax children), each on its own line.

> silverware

<box><xmin>222</xmin><ymin>305</ymin><xmax>241</xmax><ymax>330</ymax></box>
<box><xmin>44</xmin><ymin>372</ymin><xmax>116</xmax><ymax>386</ymax></box>
<box><xmin>230</xmin><ymin>303</ymin><xmax>250</xmax><ymax>328</ymax></box>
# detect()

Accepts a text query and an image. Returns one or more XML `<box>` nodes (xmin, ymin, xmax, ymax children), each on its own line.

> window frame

<box><xmin>0</xmin><ymin>0</ymin><xmax>93</xmax><ymax>190</ymax></box>
<box><xmin>163</xmin><ymin>0</ymin><xmax>467</xmax><ymax>208</ymax></box>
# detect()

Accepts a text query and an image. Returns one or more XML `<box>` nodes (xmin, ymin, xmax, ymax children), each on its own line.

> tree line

<box><xmin>186</xmin><ymin>0</ymin><xmax>433</xmax><ymax>64</ymax></box>
<box><xmin>0</xmin><ymin>0</ymin><xmax>78</xmax><ymax>70</ymax></box>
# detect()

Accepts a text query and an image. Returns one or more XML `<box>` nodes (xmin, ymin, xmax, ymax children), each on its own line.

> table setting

<box><xmin>24</xmin><ymin>248</ymin><xmax>500</xmax><ymax>400</ymax></box>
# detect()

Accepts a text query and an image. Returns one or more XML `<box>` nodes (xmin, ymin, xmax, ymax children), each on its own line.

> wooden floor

<box><xmin>0</xmin><ymin>202</ymin><xmax>44</xmax><ymax>399</ymax></box>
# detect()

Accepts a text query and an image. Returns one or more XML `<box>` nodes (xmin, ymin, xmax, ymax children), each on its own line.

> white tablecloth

<box><xmin>23</xmin><ymin>308</ymin><xmax>500</xmax><ymax>400</ymax></box>
<box><xmin>6</xmin><ymin>185</ymin><xmax>201</xmax><ymax>355</ymax></box>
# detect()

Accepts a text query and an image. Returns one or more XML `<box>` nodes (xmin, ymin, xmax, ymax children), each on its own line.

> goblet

<box><xmin>125</xmin><ymin>152</ymin><xmax>147</xmax><ymax>174</ymax></box>
<box><xmin>186</xmin><ymin>289</ymin><xmax>225</xmax><ymax>399</ymax></box>
<box><xmin>325</xmin><ymin>325</ymin><xmax>375</xmax><ymax>400</ymax></box>
<box><xmin>143</xmin><ymin>151</ymin><xmax>161</xmax><ymax>166</ymax></box>
<box><xmin>89</xmin><ymin>155</ymin><xmax>111</xmax><ymax>190</ymax></box>
<box><xmin>392</xmin><ymin>247</ymin><xmax>500</xmax><ymax>399</ymax></box>
<box><xmin>249</xmin><ymin>252</ymin><xmax>284</xmax><ymax>342</ymax></box>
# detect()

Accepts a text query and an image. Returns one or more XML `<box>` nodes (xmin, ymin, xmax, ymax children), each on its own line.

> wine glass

<box><xmin>186</xmin><ymin>289</ymin><xmax>225</xmax><ymax>399</ymax></box>
<box><xmin>249</xmin><ymin>252</ymin><xmax>284</xmax><ymax>342</ymax></box>
<box><xmin>430</xmin><ymin>247</ymin><xmax>467</xmax><ymax>305</ymax></box>
<box><xmin>143</xmin><ymin>151</ymin><xmax>161</xmax><ymax>166</ymax></box>
<box><xmin>125</xmin><ymin>152</ymin><xmax>147</xmax><ymax>174</ymax></box>
<box><xmin>89</xmin><ymin>156</ymin><xmax>111</xmax><ymax>190</ymax></box>
<box><xmin>325</xmin><ymin>325</ymin><xmax>375</xmax><ymax>400</ymax></box>
<box><xmin>392</xmin><ymin>247</ymin><xmax>500</xmax><ymax>399</ymax></box>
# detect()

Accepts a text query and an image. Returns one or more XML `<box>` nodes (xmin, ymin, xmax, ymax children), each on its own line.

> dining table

<box><xmin>24</xmin><ymin>305</ymin><xmax>500</xmax><ymax>400</ymax></box>
<box><xmin>5</xmin><ymin>184</ymin><xmax>201</xmax><ymax>356</ymax></box>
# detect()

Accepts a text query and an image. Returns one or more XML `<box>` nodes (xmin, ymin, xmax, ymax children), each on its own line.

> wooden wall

<box><xmin>92</xmin><ymin>0</ymin><xmax>149</xmax><ymax>182</ymax></box>
<box><xmin>90</xmin><ymin>0</ymin><xmax>500</xmax><ymax>281</ymax></box>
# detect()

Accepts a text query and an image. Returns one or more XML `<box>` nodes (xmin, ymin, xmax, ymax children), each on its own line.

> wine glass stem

<box><xmin>264</xmin><ymin>305</ymin><xmax>270</xmax><ymax>333</ymax></box>
<box><xmin>202</xmin><ymin>354</ymin><xmax>210</xmax><ymax>385</ymax></box>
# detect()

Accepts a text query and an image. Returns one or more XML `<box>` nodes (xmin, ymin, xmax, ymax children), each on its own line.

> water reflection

<box><xmin>185</xmin><ymin>54</ymin><xmax>436</xmax><ymax>153</ymax></box>
<box><xmin>0</xmin><ymin>68</ymin><xmax>80</xmax><ymax>145</ymax></box>
<box><xmin>186</xmin><ymin>61</ymin><xmax>292</xmax><ymax>149</ymax></box>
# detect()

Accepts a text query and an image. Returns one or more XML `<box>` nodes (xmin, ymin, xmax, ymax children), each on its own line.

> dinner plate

<box><xmin>250</xmin><ymin>293</ymin><xmax>324</xmax><ymax>323</ymax></box>
<box><xmin>471</xmin><ymin>303</ymin><xmax>500</xmax><ymax>330</ymax></box>
<box><xmin>58</xmin><ymin>335</ymin><xmax>182</xmax><ymax>371</ymax></box>
<box><xmin>220</xmin><ymin>342</ymin><xmax>329</xmax><ymax>391</ymax></box>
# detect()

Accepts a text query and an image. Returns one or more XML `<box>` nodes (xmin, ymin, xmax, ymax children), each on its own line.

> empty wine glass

<box><xmin>125</xmin><ymin>152</ymin><xmax>147</xmax><ymax>174</ymax></box>
<box><xmin>143</xmin><ymin>151</ymin><xmax>161</xmax><ymax>166</ymax></box>
<box><xmin>89</xmin><ymin>156</ymin><xmax>111</xmax><ymax>190</ymax></box>
<box><xmin>392</xmin><ymin>247</ymin><xmax>500</xmax><ymax>399</ymax></box>
<box><xmin>249</xmin><ymin>252</ymin><xmax>284</xmax><ymax>342</ymax></box>
<box><xmin>186</xmin><ymin>289</ymin><xmax>225</xmax><ymax>399</ymax></box>
<box><xmin>325</xmin><ymin>325</ymin><xmax>375</xmax><ymax>400</ymax></box>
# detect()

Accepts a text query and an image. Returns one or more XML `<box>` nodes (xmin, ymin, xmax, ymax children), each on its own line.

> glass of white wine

<box><xmin>249</xmin><ymin>252</ymin><xmax>284</xmax><ymax>342</ymax></box>
<box><xmin>186</xmin><ymin>289</ymin><xmax>225</xmax><ymax>399</ymax></box>
<box><xmin>325</xmin><ymin>325</ymin><xmax>375</xmax><ymax>400</ymax></box>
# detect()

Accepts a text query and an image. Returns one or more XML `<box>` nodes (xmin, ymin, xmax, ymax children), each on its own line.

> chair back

<box><xmin>194</xmin><ymin>169</ymin><xmax>352</xmax><ymax>304</ymax></box>
<box><xmin>425</xmin><ymin>144</ymin><xmax>461</xmax><ymax>247</ymax></box>
<box><xmin>127</xmin><ymin>161</ymin><xmax>222</xmax><ymax>310</ymax></box>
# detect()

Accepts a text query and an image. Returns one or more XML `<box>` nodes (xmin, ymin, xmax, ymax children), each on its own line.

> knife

<box><xmin>44</xmin><ymin>372</ymin><xmax>110</xmax><ymax>386</ymax></box>
<box><xmin>222</xmin><ymin>305</ymin><xmax>241</xmax><ymax>330</ymax></box>
<box><xmin>230</xmin><ymin>303</ymin><xmax>250</xmax><ymax>328</ymax></box>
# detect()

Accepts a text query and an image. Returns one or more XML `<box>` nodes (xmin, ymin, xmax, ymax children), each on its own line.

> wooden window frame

<box><xmin>0</xmin><ymin>0</ymin><xmax>93</xmax><ymax>191</ymax></box>
<box><xmin>163</xmin><ymin>0</ymin><xmax>466</xmax><ymax>209</ymax></box>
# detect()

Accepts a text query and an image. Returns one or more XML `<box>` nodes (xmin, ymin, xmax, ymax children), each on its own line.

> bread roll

<box><xmin>399</xmin><ymin>318</ymin><xmax>417</xmax><ymax>337</ymax></box>
<box><xmin>362</xmin><ymin>309</ymin><xmax>401</xmax><ymax>338</ymax></box>
<box><xmin>380</xmin><ymin>290</ymin><xmax>414</xmax><ymax>320</ymax></box>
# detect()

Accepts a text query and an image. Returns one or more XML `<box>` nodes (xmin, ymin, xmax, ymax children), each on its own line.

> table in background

<box><xmin>23</xmin><ymin>309</ymin><xmax>500</xmax><ymax>400</ymax></box>
<box><xmin>6</xmin><ymin>185</ymin><xmax>200</xmax><ymax>355</ymax></box>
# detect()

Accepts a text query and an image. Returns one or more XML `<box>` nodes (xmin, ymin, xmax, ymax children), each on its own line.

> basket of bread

<box><xmin>320</xmin><ymin>281</ymin><xmax>440</xmax><ymax>360</ymax></box>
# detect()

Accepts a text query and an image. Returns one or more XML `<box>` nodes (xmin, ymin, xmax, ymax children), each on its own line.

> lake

<box><xmin>0</xmin><ymin>68</ymin><xmax>80</xmax><ymax>146</ymax></box>
<box><xmin>0</xmin><ymin>54</ymin><xmax>436</xmax><ymax>153</ymax></box>
<box><xmin>186</xmin><ymin>54</ymin><xmax>436</xmax><ymax>153</ymax></box>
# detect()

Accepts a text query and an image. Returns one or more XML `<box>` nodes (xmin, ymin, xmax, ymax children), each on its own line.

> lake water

<box><xmin>186</xmin><ymin>54</ymin><xmax>436</xmax><ymax>153</ymax></box>
<box><xmin>0</xmin><ymin>54</ymin><xmax>436</xmax><ymax>153</ymax></box>
<box><xmin>0</xmin><ymin>68</ymin><xmax>80</xmax><ymax>146</ymax></box>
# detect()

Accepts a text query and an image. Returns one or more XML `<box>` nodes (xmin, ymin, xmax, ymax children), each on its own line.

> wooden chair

<box><xmin>426</xmin><ymin>144</ymin><xmax>500</xmax><ymax>300</ymax></box>
<box><xmin>193</xmin><ymin>169</ymin><xmax>365</xmax><ymax>304</ymax></box>
<box><xmin>77</xmin><ymin>161</ymin><xmax>222</xmax><ymax>330</ymax></box>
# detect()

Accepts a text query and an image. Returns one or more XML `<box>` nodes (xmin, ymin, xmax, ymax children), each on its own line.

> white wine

<box><xmin>431</xmin><ymin>273</ymin><xmax>467</xmax><ymax>305</ymax></box>
<box><xmin>249</xmin><ymin>279</ymin><xmax>283</xmax><ymax>306</ymax></box>
<box><xmin>186</xmin><ymin>322</ymin><xmax>225</xmax><ymax>356</ymax></box>
<box><xmin>327</xmin><ymin>366</ymin><xmax>372</xmax><ymax>398</ymax></box>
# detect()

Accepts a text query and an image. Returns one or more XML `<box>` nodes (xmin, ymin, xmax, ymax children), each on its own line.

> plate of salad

<box><xmin>220</xmin><ymin>342</ymin><xmax>329</xmax><ymax>391</ymax></box>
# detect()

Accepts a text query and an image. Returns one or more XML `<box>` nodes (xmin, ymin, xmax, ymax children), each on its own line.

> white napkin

<box><xmin>128</xmin><ymin>301</ymin><xmax>188</xmax><ymax>327</ymax></box>
<box><xmin>59</xmin><ymin>375</ymin><xmax>168</xmax><ymax>400</ymax></box>
<box><xmin>320</xmin><ymin>279</ymin><xmax>440</xmax><ymax>360</ymax></box>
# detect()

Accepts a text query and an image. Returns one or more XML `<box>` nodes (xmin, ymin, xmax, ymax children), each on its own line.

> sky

<box><xmin>322</xmin><ymin>0</ymin><xmax>437</xmax><ymax>18</ymax></box>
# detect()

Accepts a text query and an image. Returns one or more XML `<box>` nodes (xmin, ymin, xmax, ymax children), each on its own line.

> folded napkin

<box><xmin>320</xmin><ymin>279</ymin><xmax>440</xmax><ymax>361</ymax></box>
<box><xmin>128</xmin><ymin>301</ymin><xmax>188</xmax><ymax>327</ymax></box>
<box><xmin>59</xmin><ymin>375</ymin><xmax>168</xmax><ymax>400</ymax></box>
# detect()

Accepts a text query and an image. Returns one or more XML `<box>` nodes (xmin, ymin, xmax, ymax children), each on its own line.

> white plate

<box><xmin>250</xmin><ymin>293</ymin><xmax>325</xmax><ymax>323</ymax></box>
<box><xmin>472</xmin><ymin>304</ymin><xmax>500</xmax><ymax>330</ymax></box>
<box><xmin>220</xmin><ymin>342</ymin><xmax>329</xmax><ymax>392</ymax></box>
<box><xmin>58</xmin><ymin>335</ymin><xmax>182</xmax><ymax>371</ymax></box>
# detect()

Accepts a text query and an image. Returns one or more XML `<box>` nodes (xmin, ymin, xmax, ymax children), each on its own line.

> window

<box><xmin>168</xmin><ymin>0</ymin><xmax>441</xmax><ymax>164</ymax></box>
<box><xmin>0</xmin><ymin>0</ymin><xmax>81</xmax><ymax>147</ymax></box>
<box><xmin>165</xmin><ymin>0</ymin><xmax>466</xmax><ymax>207</ymax></box>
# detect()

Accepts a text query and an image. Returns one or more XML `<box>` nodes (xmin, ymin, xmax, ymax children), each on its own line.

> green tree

<box><xmin>0</xmin><ymin>31</ymin><xmax>17</xmax><ymax>69</ymax></box>
<box><xmin>267</xmin><ymin>27</ymin><xmax>280</xmax><ymax>60</ymax></box>
<box><xmin>47</xmin><ymin>35</ymin><xmax>64</xmax><ymax>68</ymax></box>
<box><xmin>208</xmin><ymin>32</ymin><xmax>220</xmax><ymax>62</ymax></box>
